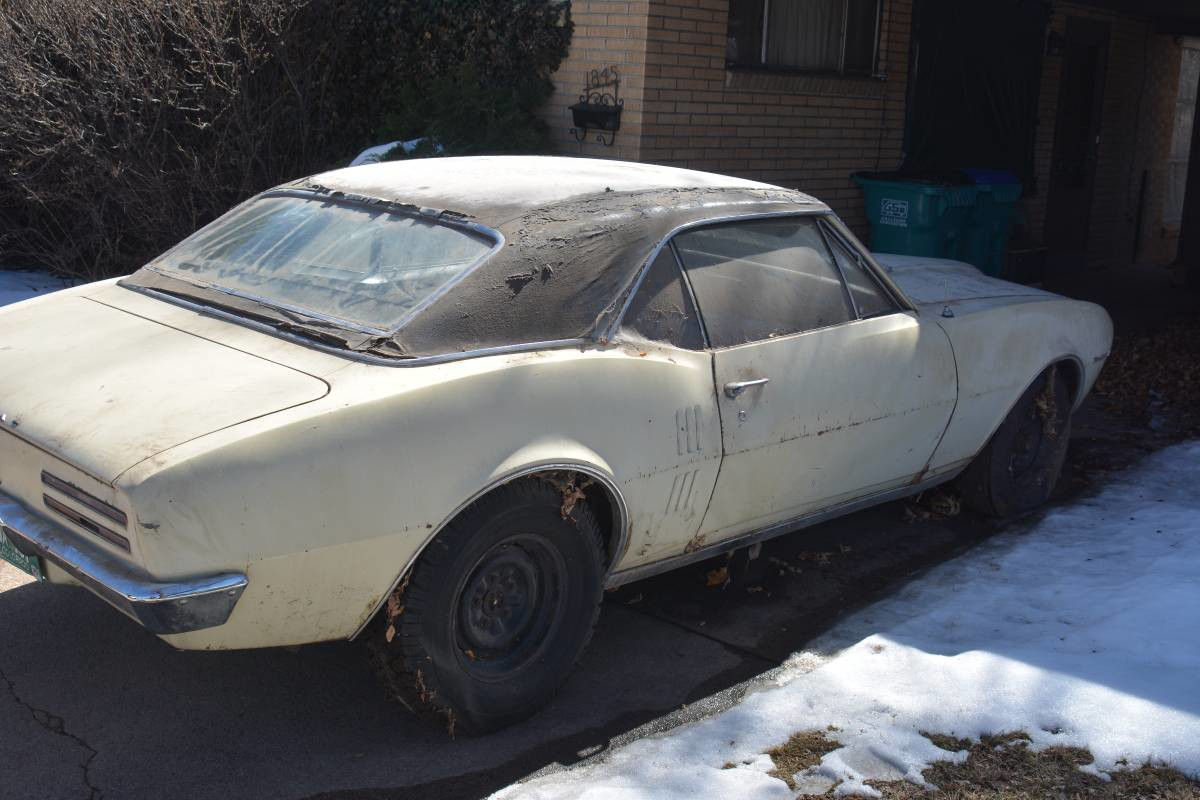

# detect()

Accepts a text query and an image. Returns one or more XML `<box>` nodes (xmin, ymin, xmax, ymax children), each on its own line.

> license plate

<box><xmin>0</xmin><ymin>527</ymin><xmax>43</xmax><ymax>581</ymax></box>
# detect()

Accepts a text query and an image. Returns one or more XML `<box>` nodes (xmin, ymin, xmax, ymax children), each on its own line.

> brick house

<box><xmin>540</xmin><ymin>0</ymin><xmax>1200</xmax><ymax>278</ymax></box>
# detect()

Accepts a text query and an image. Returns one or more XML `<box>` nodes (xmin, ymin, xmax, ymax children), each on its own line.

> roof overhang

<box><xmin>1068</xmin><ymin>0</ymin><xmax>1200</xmax><ymax>34</ymax></box>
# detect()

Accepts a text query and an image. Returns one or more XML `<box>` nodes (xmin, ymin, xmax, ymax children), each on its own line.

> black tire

<box><xmin>957</xmin><ymin>367</ymin><xmax>1072</xmax><ymax>517</ymax></box>
<box><xmin>377</xmin><ymin>480</ymin><xmax>605</xmax><ymax>733</ymax></box>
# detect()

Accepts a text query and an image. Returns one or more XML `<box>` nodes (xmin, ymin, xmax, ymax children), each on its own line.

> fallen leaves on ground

<box><xmin>1094</xmin><ymin>315</ymin><xmax>1200</xmax><ymax>438</ymax></box>
<box><xmin>706</xmin><ymin>566</ymin><xmax>730</xmax><ymax>588</ymax></box>
<box><xmin>904</xmin><ymin>487</ymin><xmax>963</xmax><ymax>522</ymax></box>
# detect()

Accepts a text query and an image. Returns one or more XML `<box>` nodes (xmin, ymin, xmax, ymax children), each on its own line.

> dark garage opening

<box><xmin>902</xmin><ymin>0</ymin><xmax>1051</xmax><ymax>190</ymax></box>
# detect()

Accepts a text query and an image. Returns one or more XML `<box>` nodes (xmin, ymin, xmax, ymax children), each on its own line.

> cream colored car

<box><xmin>0</xmin><ymin>157</ymin><xmax>1111</xmax><ymax>731</ymax></box>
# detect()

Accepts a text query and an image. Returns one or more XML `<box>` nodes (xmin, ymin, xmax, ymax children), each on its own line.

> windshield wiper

<box><xmin>250</xmin><ymin>301</ymin><xmax>415</xmax><ymax>356</ymax></box>
<box><xmin>267</xmin><ymin>302</ymin><xmax>359</xmax><ymax>332</ymax></box>
<box><xmin>269</xmin><ymin>319</ymin><xmax>357</xmax><ymax>349</ymax></box>
<box><xmin>124</xmin><ymin>271</ymin><xmax>413</xmax><ymax>359</ymax></box>
<box><xmin>132</xmin><ymin>282</ymin><xmax>345</xmax><ymax>342</ymax></box>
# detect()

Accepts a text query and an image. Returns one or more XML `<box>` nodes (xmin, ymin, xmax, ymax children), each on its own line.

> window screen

<box><xmin>825</xmin><ymin>231</ymin><xmax>898</xmax><ymax>319</ymax></box>
<box><xmin>620</xmin><ymin>248</ymin><xmax>705</xmax><ymax>350</ymax></box>
<box><xmin>674</xmin><ymin>218</ymin><xmax>854</xmax><ymax>348</ymax></box>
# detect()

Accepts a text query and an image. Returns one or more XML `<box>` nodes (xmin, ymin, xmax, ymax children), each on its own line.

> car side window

<box><xmin>824</xmin><ymin>227</ymin><xmax>899</xmax><ymax>319</ymax></box>
<box><xmin>620</xmin><ymin>248</ymin><xmax>706</xmax><ymax>350</ymax></box>
<box><xmin>673</xmin><ymin>218</ymin><xmax>854</xmax><ymax>348</ymax></box>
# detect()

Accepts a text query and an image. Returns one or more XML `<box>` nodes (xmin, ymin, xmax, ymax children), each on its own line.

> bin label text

<box><xmin>880</xmin><ymin>198</ymin><xmax>909</xmax><ymax>227</ymax></box>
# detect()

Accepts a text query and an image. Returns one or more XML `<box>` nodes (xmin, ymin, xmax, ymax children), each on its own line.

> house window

<box><xmin>726</xmin><ymin>0</ymin><xmax>882</xmax><ymax>75</ymax></box>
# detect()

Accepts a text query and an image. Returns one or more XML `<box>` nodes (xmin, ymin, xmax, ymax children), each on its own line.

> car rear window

<box><xmin>146</xmin><ymin>193</ymin><xmax>496</xmax><ymax>332</ymax></box>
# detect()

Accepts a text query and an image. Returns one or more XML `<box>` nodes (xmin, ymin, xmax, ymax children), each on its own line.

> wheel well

<box><xmin>1052</xmin><ymin>357</ymin><xmax>1083</xmax><ymax>408</ymax></box>
<box><xmin>488</xmin><ymin>470</ymin><xmax>625</xmax><ymax>573</ymax></box>
<box><xmin>581</xmin><ymin>479</ymin><xmax>619</xmax><ymax>566</ymax></box>
<box><xmin>353</xmin><ymin>467</ymin><xmax>626</xmax><ymax>641</ymax></box>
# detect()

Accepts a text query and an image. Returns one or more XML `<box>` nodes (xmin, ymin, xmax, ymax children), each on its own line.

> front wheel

<box><xmin>375</xmin><ymin>480</ymin><xmax>605</xmax><ymax>733</ymax></box>
<box><xmin>957</xmin><ymin>367</ymin><xmax>1072</xmax><ymax>517</ymax></box>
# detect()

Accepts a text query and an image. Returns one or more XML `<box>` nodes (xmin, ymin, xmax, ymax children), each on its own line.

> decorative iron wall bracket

<box><xmin>570</xmin><ymin>67</ymin><xmax>623</xmax><ymax>146</ymax></box>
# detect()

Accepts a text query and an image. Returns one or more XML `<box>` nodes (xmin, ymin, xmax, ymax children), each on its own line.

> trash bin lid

<box><xmin>962</xmin><ymin>168</ymin><xmax>1020</xmax><ymax>186</ymax></box>
<box><xmin>852</xmin><ymin>170</ymin><xmax>969</xmax><ymax>187</ymax></box>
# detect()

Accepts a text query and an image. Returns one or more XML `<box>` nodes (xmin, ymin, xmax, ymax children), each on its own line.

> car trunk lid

<box><xmin>0</xmin><ymin>294</ymin><xmax>329</xmax><ymax>483</ymax></box>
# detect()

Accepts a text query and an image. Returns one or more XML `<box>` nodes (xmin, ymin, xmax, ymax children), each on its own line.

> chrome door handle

<box><xmin>724</xmin><ymin>378</ymin><xmax>770</xmax><ymax>398</ymax></box>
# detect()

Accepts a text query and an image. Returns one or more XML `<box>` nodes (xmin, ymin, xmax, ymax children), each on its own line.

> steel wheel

<box><xmin>455</xmin><ymin>535</ymin><xmax>566</xmax><ymax>680</ymax></box>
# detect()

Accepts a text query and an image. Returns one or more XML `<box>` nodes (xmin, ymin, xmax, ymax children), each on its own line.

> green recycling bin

<box><xmin>957</xmin><ymin>168</ymin><xmax>1022</xmax><ymax>277</ymax></box>
<box><xmin>852</xmin><ymin>173</ymin><xmax>978</xmax><ymax>259</ymax></box>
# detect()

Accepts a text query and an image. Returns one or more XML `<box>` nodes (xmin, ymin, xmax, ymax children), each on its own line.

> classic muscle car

<box><xmin>0</xmin><ymin>157</ymin><xmax>1112</xmax><ymax>731</ymax></box>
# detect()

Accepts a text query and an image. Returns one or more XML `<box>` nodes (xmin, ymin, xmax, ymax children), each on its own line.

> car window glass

<box><xmin>146</xmin><ymin>195</ymin><xmax>494</xmax><ymax>332</ymax></box>
<box><xmin>674</xmin><ymin>218</ymin><xmax>853</xmax><ymax>347</ymax></box>
<box><xmin>620</xmin><ymin>248</ymin><xmax>705</xmax><ymax>350</ymax></box>
<box><xmin>826</xmin><ymin>230</ymin><xmax>898</xmax><ymax>319</ymax></box>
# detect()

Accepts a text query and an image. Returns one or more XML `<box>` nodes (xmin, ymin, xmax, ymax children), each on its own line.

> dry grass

<box><xmin>921</xmin><ymin>731</ymin><xmax>973</xmax><ymax>753</ymax></box>
<box><xmin>765</xmin><ymin>730</ymin><xmax>842</xmax><ymax>790</ymax></box>
<box><xmin>860</xmin><ymin>732</ymin><xmax>1200</xmax><ymax>799</ymax></box>
<box><xmin>743</xmin><ymin>729</ymin><xmax>1200</xmax><ymax>798</ymax></box>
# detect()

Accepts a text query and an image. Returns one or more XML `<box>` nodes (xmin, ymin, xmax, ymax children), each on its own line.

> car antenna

<box><xmin>941</xmin><ymin>276</ymin><xmax>954</xmax><ymax>318</ymax></box>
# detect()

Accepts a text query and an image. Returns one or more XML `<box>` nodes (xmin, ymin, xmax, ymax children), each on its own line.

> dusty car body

<box><xmin>0</xmin><ymin>157</ymin><xmax>1111</xmax><ymax>727</ymax></box>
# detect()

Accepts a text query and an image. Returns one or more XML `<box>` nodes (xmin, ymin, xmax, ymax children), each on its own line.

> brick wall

<box><xmin>539</xmin><ymin>1</ymin><xmax>651</xmax><ymax>163</ymax></box>
<box><xmin>542</xmin><ymin>0</ymin><xmax>1185</xmax><ymax>269</ymax></box>
<box><xmin>541</xmin><ymin>0</ymin><xmax>913</xmax><ymax>239</ymax></box>
<box><xmin>1029</xmin><ymin>4</ymin><xmax>1183</xmax><ymax>268</ymax></box>
<box><xmin>636</xmin><ymin>0</ymin><xmax>912</xmax><ymax>237</ymax></box>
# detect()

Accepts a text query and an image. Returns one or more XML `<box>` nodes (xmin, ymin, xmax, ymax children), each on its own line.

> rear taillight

<box><xmin>41</xmin><ymin>471</ymin><xmax>130</xmax><ymax>551</ymax></box>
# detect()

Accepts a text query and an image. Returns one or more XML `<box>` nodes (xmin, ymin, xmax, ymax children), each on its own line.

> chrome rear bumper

<box><xmin>0</xmin><ymin>490</ymin><xmax>245</xmax><ymax>634</ymax></box>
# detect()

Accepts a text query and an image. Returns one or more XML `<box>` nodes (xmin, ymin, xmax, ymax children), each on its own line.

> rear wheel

<box><xmin>374</xmin><ymin>480</ymin><xmax>605</xmax><ymax>733</ymax></box>
<box><xmin>957</xmin><ymin>367</ymin><xmax>1072</xmax><ymax>517</ymax></box>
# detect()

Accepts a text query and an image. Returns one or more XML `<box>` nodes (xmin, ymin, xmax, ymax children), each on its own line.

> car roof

<box><xmin>297</xmin><ymin>156</ymin><xmax>825</xmax><ymax>224</ymax></box>
<box><xmin>245</xmin><ymin>155</ymin><xmax>830</xmax><ymax>358</ymax></box>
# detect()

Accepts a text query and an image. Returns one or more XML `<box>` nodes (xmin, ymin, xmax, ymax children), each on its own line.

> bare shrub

<box><xmin>0</xmin><ymin>0</ymin><xmax>573</xmax><ymax>281</ymax></box>
<box><xmin>0</xmin><ymin>0</ymin><xmax>319</xmax><ymax>280</ymax></box>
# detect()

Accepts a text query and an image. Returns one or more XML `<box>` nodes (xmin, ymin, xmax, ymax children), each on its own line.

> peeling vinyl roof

<box><xmin>132</xmin><ymin>157</ymin><xmax>822</xmax><ymax>358</ymax></box>
<box><xmin>297</xmin><ymin>156</ymin><xmax>824</xmax><ymax>224</ymax></box>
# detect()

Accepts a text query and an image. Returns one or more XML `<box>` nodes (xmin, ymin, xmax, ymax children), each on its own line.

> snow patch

<box><xmin>347</xmin><ymin>138</ymin><xmax>438</xmax><ymax>167</ymax></box>
<box><xmin>0</xmin><ymin>270</ymin><xmax>65</xmax><ymax>307</ymax></box>
<box><xmin>495</xmin><ymin>442</ymin><xmax>1200</xmax><ymax>799</ymax></box>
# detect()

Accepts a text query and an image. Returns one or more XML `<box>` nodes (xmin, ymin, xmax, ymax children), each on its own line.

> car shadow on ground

<box><xmin>0</xmin><ymin>399</ymin><xmax>1175</xmax><ymax>800</ymax></box>
<box><xmin>0</xmin><ymin>492</ymin><xmax>1017</xmax><ymax>800</ymax></box>
<box><xmin>1</xmin><ymin>559</ymin><xmax>804</xmax><ymax>800</ymax></box>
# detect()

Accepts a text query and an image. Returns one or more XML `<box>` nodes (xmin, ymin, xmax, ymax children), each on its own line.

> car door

<box><xmin>673</xmin><ymin>215</ymin><xmax>958</xmax><ymax>543</ymax></box>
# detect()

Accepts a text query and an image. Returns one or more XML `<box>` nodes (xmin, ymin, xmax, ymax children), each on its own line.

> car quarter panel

<box><xmin>118</xmin><ymin>344</ymin><xmax>719</xmax><ymax>650</ymax></box>
<box><xmin>925</xmin><ymin>296</ymin><xmax>1113</xmax><ymax>473</ymax></box>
